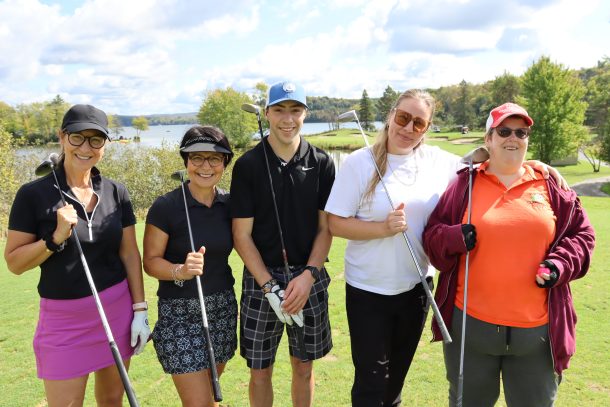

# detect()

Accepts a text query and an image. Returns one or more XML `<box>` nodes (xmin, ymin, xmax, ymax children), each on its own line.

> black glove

<box><xmin>461</xmin><ymin>224</ymin><xmax>477</xmax><ymax>251</ymax></box>
<box><xmin>536</xmin><ymin>260</ymin><xmax>559</xmax><ymax>288</ymax></box>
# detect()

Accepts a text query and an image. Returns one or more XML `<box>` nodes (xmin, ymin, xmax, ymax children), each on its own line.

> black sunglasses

<box><xmin>494</xmin><ymin>127</ymin><xmax>530</xmax><ymax>139</ymax></box>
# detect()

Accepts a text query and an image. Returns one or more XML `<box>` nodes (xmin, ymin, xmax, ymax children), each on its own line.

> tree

<box><xmin>521</xmin><ymin>56</ymin><xmax>588</xmax><ymax>164</ymax></box>
<box><xmin>490</xmin><ymin>72</ymin><xmax>521</xmax><ymax>106</ymax></box>
<box><xmin>132</xmin><ymin>116</ymin><xmax>149</xmax><ymax>140</ymax></box>
<box><xmin>376</xmin><ymin>86</ymin><xmax>399</xmax><ymax>122</ymax></box>
<box><xmin>198</xmin><ymin>87</ymin><xmax>258</xmax><ymax>148</ymax></box>
<box><xmin>584</xmin><ymin>57</ymin><xmax>610</xmax><ymax>165</ymax></box>
<box><xmin>107</xmin><ymin>114</ymin><xmax>124</xmax><ymax>139</ymax></box>
<box><xmin>253</xmin><ymin>82</ymin><xmax>270</xmax><ymax>132</ymax></box>
<box><xmin>359</xmin><ymin>89</ymin><xmax>375</xmax><ymax>131</ymax></box>
<box><xmin>454</xmin><ymin>80</ymin><xmax>475</xmax><ymax>128</ymax></box>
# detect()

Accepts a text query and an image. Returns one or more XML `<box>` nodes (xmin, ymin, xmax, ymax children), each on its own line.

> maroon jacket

<box><xmin>423</xmin><ymin>167</ymin><xmax>595</xmax><ymax>374</ymax></box>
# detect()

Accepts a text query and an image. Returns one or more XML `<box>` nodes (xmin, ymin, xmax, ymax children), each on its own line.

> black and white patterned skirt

<box><xmin>152</xmin><ymin>289</ymin><xmax>238</xmax><ymax>374</ymax></box>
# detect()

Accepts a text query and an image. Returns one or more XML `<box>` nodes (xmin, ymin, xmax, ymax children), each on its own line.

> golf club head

<box><xmin>241</xmin><ymin>103</ymin><xmax>260</xmax><ymax>115</ymax></box>
<box><xmin>337</xmin><ymin>110</ymin><xmax>358</xmax><ymax>123</ymax></box>
<box><xmin>171</xmin><ymin>170</ymin><xmax>186</xmax><ymax>182</ymax></box>
<box><xmin>35</xmin><ymin>153</ymin><xmax>61</xmax><ymax>177</ymax></box>
<box><xmin>460</xmin><ymin>146</ymin><xmax>490</xmax><ymax>165</ymax></box>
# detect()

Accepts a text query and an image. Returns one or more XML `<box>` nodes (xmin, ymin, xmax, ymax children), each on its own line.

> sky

<box><xmin>0</xmin><ymin>0</ymin><xmax>608</xmax><ymax>115</ymax></box>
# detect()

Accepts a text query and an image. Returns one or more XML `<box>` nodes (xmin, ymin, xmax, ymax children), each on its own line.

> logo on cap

<box><xmin>283</xmin><ymin>83</ymin><xmax>296</xmax><ymax>93</ymax></box>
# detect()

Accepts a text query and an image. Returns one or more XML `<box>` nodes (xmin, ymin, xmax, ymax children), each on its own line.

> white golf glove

<box><xmin>131</xmin><ymin>310</ymin><xmax>151</xmax><ymax>355</ymax></box>
<box><xmin>291</xmin><ymin>310</ymin><xmax>305</xmax><ymax>328</ymax></box>
<box><xmin>262</xmin><ymin>279</ymin><xmax>293</xmax><ymax>325</ymax></box>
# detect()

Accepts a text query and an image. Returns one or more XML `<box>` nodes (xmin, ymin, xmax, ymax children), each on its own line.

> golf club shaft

<box><xmin>255</xmin><ymin>113</ymin><xmax>308</xmax><ymax>361</ymax></box>
<box><xmin>456</xmin><ymin>162</ymin><xmax>475</xmax><ymax>407</ymax></box>
<box><xmin>50</xmin><ymin>169</ymin><xmax>140</xmax><ymax>407</ymax></box>
<box><xmin>353</xmin><ymin>114</ymin><xmax>452</xmax><ymax>344</ymax></box>
<box><xmin>178</xmin><ymin>180</ymin><xmax>222</xmax><ymax>402</ymax></box>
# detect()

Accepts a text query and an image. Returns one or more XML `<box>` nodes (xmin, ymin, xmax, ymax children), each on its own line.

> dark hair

<box><xmin>179</xmin><ymin>125</ymin><xmax>234</xmax><ymax>167</ymax></box>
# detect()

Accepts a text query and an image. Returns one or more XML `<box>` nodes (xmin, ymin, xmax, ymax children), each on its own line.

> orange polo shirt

<box><xmin>455</xmin><ymin>163</ymin><xmax>556</xmax><ymax>327</ymax></box>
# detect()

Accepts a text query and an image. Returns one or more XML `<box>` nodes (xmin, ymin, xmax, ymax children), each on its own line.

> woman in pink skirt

<box><xmin>4</xmin><ymin>104</ymin><xmax>151</xmax><ymax>406</ymax></box>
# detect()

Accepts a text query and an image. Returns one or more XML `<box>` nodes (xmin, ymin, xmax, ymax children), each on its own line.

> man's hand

<box><xmin>262</xmin><ymin>279</ymin><xmax>293</xmax><ymax>325</ymax></box>
<box><xmin>282</xmin><ymin>271</ymin><xmax>314</xmax><ymax>316</ymax></box>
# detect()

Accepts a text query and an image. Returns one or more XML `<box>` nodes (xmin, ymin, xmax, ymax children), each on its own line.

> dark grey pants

<box><xmin>444</xmin><ymin>306</ymin><xmax>559</xmax><ymax>407</ymax></box>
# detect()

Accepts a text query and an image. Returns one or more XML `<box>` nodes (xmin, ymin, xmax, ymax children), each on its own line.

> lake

<box><xmin>115</xmin><ymin>122</ymin><xmax>382</xmax><ymax>148</ymax></box>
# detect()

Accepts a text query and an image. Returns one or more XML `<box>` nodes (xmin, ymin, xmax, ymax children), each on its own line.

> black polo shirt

<box><xmin>230</xmin><ymin>136</ymin><xmax>335</xmax><ymax>267</ymax></box>
<box><xmin>8</xmin><ymin>166</ymin><xmax>136</xmax><ymax>299</ymax></box>
<box><xmin>146</xmin><ymin>186</ymin><xmax>234</xmax><ymax>298</ymax></box>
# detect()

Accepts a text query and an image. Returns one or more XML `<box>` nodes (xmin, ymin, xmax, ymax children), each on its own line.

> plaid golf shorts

<box><xmin>152</xmin><ymin>290</ymin><xmax>238</xmax><ymax>374</ymax></box>
<box><xmin>239</xmin><ymin>266</ymin><xmax>333</xmax><ymax>369</ymax></box>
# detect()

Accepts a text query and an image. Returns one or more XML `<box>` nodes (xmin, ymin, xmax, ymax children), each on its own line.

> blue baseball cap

<box><xmin>266</xmin><ymin>81</ymin><xmax>308</xmax><ymax>108</ymax></box>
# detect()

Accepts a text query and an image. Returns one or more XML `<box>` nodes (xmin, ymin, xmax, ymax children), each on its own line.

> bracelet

<box><xmin>132</xmin><ymin>301</ymin><xmax>148</xmax><ymax>311</ymax></box>
<box><xmin>172</xmin><ymin>264</ymin><xmax>185</xmax><ymax>287</ymax></box>
<box><xmin>261</xmin><ymin>278</ymin><xmax>278</xmax><ymax>294</ymax></box>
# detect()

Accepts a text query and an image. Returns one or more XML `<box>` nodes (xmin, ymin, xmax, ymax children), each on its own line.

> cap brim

<box><xmin>180</xmin><ymin>142</ymin><xmax>232</xmax><ymax>154</ymax></box>
<box><xmin>267</xmin><ymin>98</ymin><xmax>308</xmax><ymax>109</ymax></box>
<box><xmin>64</xmin><ymin>122</ymin><xmax>109</xmax><ymax>137</ymax></box>
<box><xmin>492</xmin><ymin>113</ymin><xmax>533</xmax><ymax>128</ymax></box>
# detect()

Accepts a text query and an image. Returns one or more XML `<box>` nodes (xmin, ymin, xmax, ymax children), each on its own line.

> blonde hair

<box><xmin>363</xmin><ymin>89</ymin><xmax>436</xmax><ymax>202</ymax></box>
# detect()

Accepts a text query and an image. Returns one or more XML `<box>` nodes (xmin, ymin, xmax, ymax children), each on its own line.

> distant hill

<box><xmin>117</xmin><ymin>112</ymin><xmax>198</xmax><ymax>126</ymax></box>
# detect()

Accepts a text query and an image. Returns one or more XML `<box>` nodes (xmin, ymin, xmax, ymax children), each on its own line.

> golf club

<box><xmin>36</xmin><ymin>153</ymin><xmax>140</xmax><ymax>407</ymax></box>
<box><xmin>240</xmin><ymin>103</ymin><xmax>308</xmax><ymax>362</ymax></box>
<box><xmin>336</xmin><ymin>110</ymin><xmax>452</xmax><ymax>344</ymax></box>
<box><xmin>456</xmin><ymin>145</ymin><xmax>490</xmax><ymax>407</ymax></box>
<box><xmin>171</xmin><ymin>169</ymin><xmax>222</xmax><ymax>402</ymax></box>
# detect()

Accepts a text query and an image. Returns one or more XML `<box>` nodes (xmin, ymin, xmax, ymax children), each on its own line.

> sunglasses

<box><xmin>495</xmin><ymin>127</ymin><xmax>530</xmax><ymax>139</ymax></box>
<box><xmin>188</xmin><ymin>154</ymin><xmax>224</xmax><ymax>167</ymax></box>
<box><xmin>67</xmin><ymin>133</ymin><xmax>107</xmax><ymax>149</ymax></box>
<box><xmin>393</xmin><ymin>109</ymin><xmax>430</xmax><ymax>133</ymax></box>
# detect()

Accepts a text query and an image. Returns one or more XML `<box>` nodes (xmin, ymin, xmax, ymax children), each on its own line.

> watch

<box><xmin>304</xmin><ymin>265</ymin><xmax>320</xmax><ymax>281</ymax></box>
<box><xmin>44</xmin><ymin>233</ymin><xmax>66</xmax><ymax>253</ymax></box>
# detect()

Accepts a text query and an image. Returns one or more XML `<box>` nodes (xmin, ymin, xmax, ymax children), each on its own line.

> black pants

<box><xmin>346</xmin><ymin>281</ymin><xmax>431</xmax><ymax>407</ymax></box>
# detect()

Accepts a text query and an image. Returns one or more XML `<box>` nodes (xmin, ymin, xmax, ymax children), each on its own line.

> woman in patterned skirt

<box><xmin>143</xmin><ymin>125</ymin><xmax>237</xmax><ymax>406</ymax></box>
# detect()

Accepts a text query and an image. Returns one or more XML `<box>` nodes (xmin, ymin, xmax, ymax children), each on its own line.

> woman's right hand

<box><xmin>54</xmin><ymin>204</ymin><xmax>78</xmax><ymax>243</ymax></box>
<box><xmin>180</xmin><ymin>246</ymin><xmax>206</xmax><ymax>280</ymax></box>
<box><xmin>384</xmin><ymin>202</ymin><xmax>408</xmax><ymax>236</ymax></box>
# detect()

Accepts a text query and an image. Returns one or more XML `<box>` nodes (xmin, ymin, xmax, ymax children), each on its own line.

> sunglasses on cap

<box><xmin>494</xmin><ymin>127</ymin><xmax>530</xmax><ymax>139</ymax></box>
<box><xmin>392</xmin><ymin>108</ymin><xmax>430</xmax><ymax>133</ymax></box>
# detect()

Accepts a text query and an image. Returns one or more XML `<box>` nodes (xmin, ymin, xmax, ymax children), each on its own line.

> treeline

<box><xmin>114</xmin><ymin>113</ymin><xmax>198</xmax><ymax>127</ymax></box>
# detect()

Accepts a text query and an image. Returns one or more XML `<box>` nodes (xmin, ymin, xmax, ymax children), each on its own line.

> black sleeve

<box><xmin>318</xmin><ymin>152</ymin><xmax>336</xmax><ymax>210</ymax></box>
<box><xmin>229</xmin><ymin>156</ymin><xmax>255</xmax><ymax>218</ymax></box>
<box><xmin>118</xmin><ymin>183</ymin><xmax>137</xmax><ymax>227</ymax></box>
<box><xmin>8</xmin><ymin>184</ymin><xmax>38</xmax><ymax>234</ymax></box>
<box><xmin>146</xmin><ymin>195</ymin><xmax>171</xmax><ymax>233</ymax></box>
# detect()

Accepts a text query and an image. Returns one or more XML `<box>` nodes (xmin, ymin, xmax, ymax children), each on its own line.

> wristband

<box><xmin>304</xmin><ymin>265</ymin><xmax>320</xmax><ymax>281</ymax></box>
<box><xmin>44</xmin><ymin>232</ymin><xmax>66</xmax><ymax>253</ymax></box>
<box><xmin>172</xmin><ymin>264</ymin><xmax>185</xmax><ymax>287</ymax></box>
<box><xmin>261</xmin><ymin>279</ymin><xmax>278</xmax><ymax>294</ymax></box>
<box><xmin>132</xmin><ymin>301</ymin><xmax>148</xmax><ymax>311</ymax></box>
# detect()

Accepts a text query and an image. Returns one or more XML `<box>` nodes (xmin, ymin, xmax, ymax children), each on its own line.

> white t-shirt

<box><xmin>325</xmin><ymin>144</ymin><xmax>462</xmax><ymax>295</ymax></box>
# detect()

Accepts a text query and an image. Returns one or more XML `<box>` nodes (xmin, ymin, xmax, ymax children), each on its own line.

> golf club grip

<box><xmin>456</xmin><ymin>376</ymin><xmax>464</xmax><ymax>407</ymax></box>
<box><xmin>202</xmin><ymin>325</ymin><xmax>222</xmax><ymax>401</ymax></box>
<box><xmin>296</xmin><ymin>325</ymin><xmax>308</xmax><ymax>362</ymax></box>
<box><xmin>109</xmin><ymin>341</ymin><xmax>140</xmax><ymax>407</ymax></box>
<box><xmin>428</xmin><ymin>287</ymin><xmax>452</xmax><ymax>344</ymax></box>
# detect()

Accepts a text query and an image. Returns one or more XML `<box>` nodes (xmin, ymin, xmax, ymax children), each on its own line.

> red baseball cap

<box><xmin>485</xmin><ymin>102</ymin><xmax>533</xmax><ymax>132</ymax></box>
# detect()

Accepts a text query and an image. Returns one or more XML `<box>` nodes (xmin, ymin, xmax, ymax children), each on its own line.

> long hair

<box><xmin>362</xmin><ymin>89</ymin><xmax>436</xmax><ymax>202</ymax></box>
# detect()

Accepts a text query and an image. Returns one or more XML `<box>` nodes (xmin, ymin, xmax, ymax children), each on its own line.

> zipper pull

<box><xmin>88</xmin><ymin>220</ymin><xmax>93</xmax><ymax>241</ymax></box>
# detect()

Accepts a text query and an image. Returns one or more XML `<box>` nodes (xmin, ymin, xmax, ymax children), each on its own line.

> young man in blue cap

<box><xmin>231</xmin><ymin>81</ymin><xmax>335</xmax><ymax>406</ymax></box>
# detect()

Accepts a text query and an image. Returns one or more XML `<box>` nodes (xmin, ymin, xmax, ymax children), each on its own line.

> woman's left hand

<box><xmin>131</xmin><ymin>310</ymin><xmax>151</xmax><ymax>355</ymax></box>
<box><xmin>526</xmin><ymin>160</ymin><xmax>569</xmax><ymax>190</ymax></box>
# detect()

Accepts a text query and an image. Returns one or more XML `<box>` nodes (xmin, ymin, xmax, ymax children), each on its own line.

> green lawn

<box><xmin>1</xmin><ymin>196</ymin><xmax>609</xmax><ymax>406</ymax></box>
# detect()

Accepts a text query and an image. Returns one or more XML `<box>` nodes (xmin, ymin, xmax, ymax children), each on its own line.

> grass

<box><xmin>2</xmin><ymin>196</ymin><xmax>610</xmax><ymax>406</ymax></box>
<box><xmin>602</xmin><ymin>183</ymin><xmax>610</xmax><ymax>195</ymax></box>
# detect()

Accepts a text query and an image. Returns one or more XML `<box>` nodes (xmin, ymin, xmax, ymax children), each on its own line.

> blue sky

<box><xmin>0</xmin><ymin>0</ymin><xmax>608</xmax><ymax>115</ymax></box>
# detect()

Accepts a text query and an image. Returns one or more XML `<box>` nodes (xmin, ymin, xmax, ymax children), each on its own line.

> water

<box><xmin>114</xmin><ymin>122</ymin><xmax>383</xmax><ymax>147</ymax></box>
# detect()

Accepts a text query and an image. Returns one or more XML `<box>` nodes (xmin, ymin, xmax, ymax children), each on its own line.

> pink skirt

<box><xmin>34</xmin><ymin>279</ymin><xmax>135</xmax><ymax>380</ymax></box>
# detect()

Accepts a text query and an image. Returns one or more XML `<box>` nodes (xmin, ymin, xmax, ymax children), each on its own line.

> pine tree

<box><xmin>376</xmin><ymin>85</ymin><xmax>399</xmax><ymax>121</ymax></box>
<box><xmin>359</xmin><ymin>89</ymin><xmax>375</xmax><ymax>131</ymax></box>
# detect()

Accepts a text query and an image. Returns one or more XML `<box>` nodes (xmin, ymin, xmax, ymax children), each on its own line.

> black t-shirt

<box><xmin>8</xmin><ymin>166</ymin><xmax>136</xmax><ymax>299</ymax></box>
<box><xmin>230</xmin><ymin>136</ymin><xmax>335</xmax><ymax>267</ymax></box>
<box><xmin>146</xmin><ymin>185</ymin><xmax>234</xmax><ymax>298</ymax></box>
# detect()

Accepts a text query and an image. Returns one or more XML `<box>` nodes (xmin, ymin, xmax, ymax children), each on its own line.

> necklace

<box><xmin>386</xmin><ymin>153</ymin><xmax>419</xmax><ymax>187</ymax></box>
